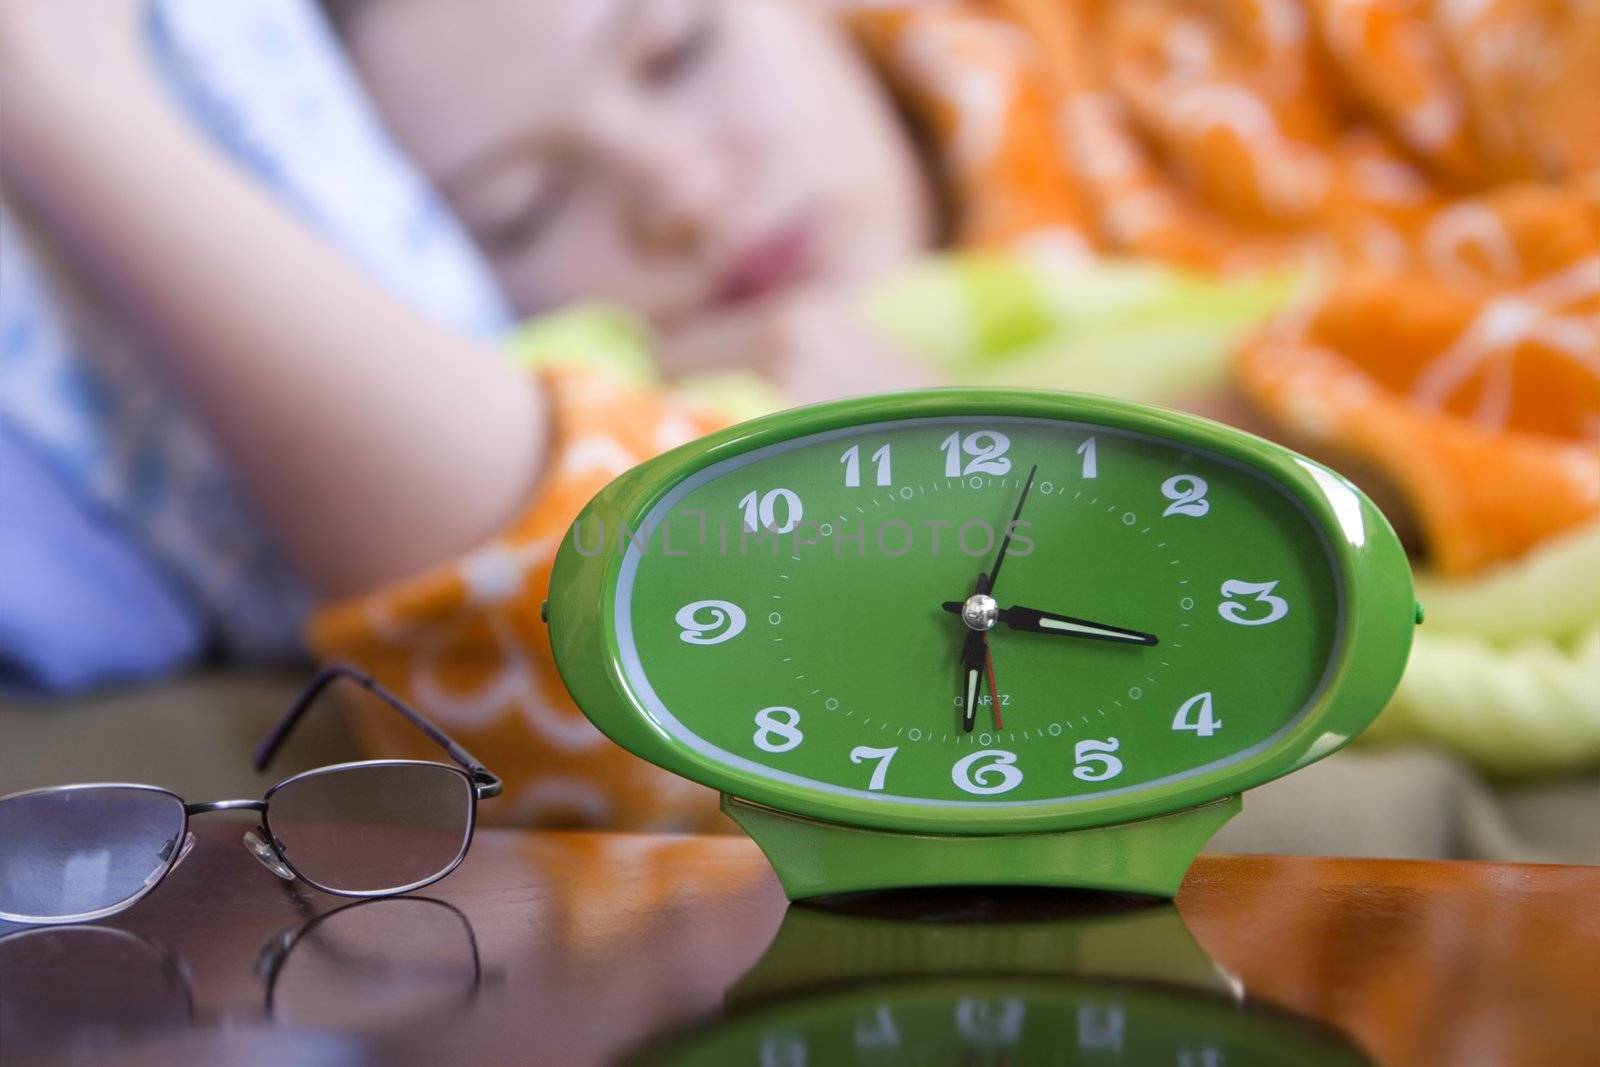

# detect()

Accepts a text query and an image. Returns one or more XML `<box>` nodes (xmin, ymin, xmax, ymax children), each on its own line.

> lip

<box><xmin>712</xmin><ymin>216</ymin><xmax>818</xmax><ymax>307</ymax></box>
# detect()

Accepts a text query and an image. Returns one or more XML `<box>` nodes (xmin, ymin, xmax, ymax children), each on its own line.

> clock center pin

<box><xmin>961</xmin><ymin>594</ymin><xmax>999</xmax><ymax>632</ymax></box>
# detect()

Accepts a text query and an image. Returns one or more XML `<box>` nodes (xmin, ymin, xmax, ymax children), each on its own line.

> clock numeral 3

<box><xmin>940</xmin><ymin>431</ymin><xmax>1012</xmax><ymax>477</ymax></box>
<box><xmin>1072</xmin><ymin>738</ymin><xmax>1123</xmax><ymax>782</ymax></box>
<box><xmin>1218</xmin><ymin>579</ymin><xmax>1289</xmax><ymax>626</ymax></box>
<box><xmin>674</xmin><ymin>600</ymin><xmax>746</xmax><ymax>645</ymax></box>
<box><xmin>1160</xmin><ymin>474</ymin><xmax>1210</xmax><ymax>517</ymax></box>
<box><xmin>951</xmin><ymin>749</ymin><xmax>1022</xmax><ymax>795</ymax></box>
<box><xmin>1172</xmin><ymin>692</ymin><xmax>1221</xmax><ymax>736</ymax></box>
<box><xmin>753</xmin><ymin>707</ymin><xmax>804</xmax><ymax>753</ymax></box>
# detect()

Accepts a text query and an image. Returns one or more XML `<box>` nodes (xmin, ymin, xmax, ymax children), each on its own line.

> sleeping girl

<box><xmin>3</xmin><ymin>0</ymin><xmax>1594</xmax><ymax>828</ymax></box>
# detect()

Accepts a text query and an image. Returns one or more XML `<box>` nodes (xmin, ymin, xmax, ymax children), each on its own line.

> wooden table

<box><xmin>2</xmin><ymin>821</ymin><xmax>1595</xmax><ymax>1065</ymax></box>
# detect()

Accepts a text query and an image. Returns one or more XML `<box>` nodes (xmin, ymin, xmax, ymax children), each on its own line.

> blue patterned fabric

<box><xmin>0</xmin><ymin>0</ymin><xmax>512</xmax><ymax>690</ymax></box>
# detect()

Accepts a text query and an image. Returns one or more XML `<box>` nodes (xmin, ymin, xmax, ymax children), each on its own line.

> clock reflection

<box><xmin>627</xmin><ymin>892</ymin><xmax>1372</xmax><ymax>1066</ymax></box>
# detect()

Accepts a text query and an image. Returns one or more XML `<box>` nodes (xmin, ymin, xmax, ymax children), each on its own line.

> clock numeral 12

<box><xmin>841</xmin><ymin>444</ymin><xmax>891</xmax><ymax>487</ymax></box>
<box><xmin>850</xmin><ymin>746</ymin><xmax>898</xmax><ymax>791</ymax></box>
<box><xmin>941</xmin><ymin>431</ymin><xmax>1012</xmax><ymax>477</ymax></box>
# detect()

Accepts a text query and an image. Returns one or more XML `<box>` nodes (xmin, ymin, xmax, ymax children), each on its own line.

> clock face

<box><xmin>552</xmin><ymin>395</ymin><xmax>1413</xmax><ymax>834</ymax></box>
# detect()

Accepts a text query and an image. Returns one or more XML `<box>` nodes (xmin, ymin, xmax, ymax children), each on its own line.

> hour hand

<box><xmin>959</xmin><ymin>629</ymin><xmax>986</xmax><ymax>733</ymax></box>
<box><xmin>941</xmin><ymin>602</ymin><xmax>1158</xmax><ymax>646</ymax></box>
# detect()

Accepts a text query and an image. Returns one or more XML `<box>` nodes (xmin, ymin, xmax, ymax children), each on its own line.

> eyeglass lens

<box><xmin>266</xmin><ymin>764</ymin><xmax>474</xmax><ymax>894</ymax></box>
<box><xmin>0</xmin><ymin>787</ymin><xmax>188</xmax><ymax>924</ymax></box>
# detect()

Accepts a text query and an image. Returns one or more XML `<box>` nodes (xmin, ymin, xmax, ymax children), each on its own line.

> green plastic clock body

<box><xmin>547</xmin><ymin>390</ymin><xmax>1416</xmax><ymax>898</ymax></box>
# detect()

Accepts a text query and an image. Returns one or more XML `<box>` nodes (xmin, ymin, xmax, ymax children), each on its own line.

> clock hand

<box><xmin>960</xmin><ymin>627</ymin><xmax>986</xmax><ymax>733</ymax></box>
<box><xmin>955</xmin><ymin>570</ymin><xmax>997</xmax><ymax>734</ymax></box>
<box><xmin>980</xmin><ymin>464</ymin><xmax>1038</xmax><ymax>596</ymax></box>
<box><xmin>983</xmin><ymin>643</ymin><xmax>1003</xmax><ymax>730</ymax></box>
<box><xmin>941</xmin><ymin>602</ymin><xmax>1158</xmax><ymax>646</ymax></box>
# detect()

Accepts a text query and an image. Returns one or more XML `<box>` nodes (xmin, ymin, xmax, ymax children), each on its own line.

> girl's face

<box><xmin>341</xmin><ymin>0</ymin><xmax>934</xmax><ymax>337</ymax></box>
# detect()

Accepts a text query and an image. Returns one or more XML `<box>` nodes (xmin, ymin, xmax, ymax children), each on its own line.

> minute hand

<box><xmin>941</xmin><ymin>602</ymin><xmax>1158</xmax><ymax>646</ymax></box>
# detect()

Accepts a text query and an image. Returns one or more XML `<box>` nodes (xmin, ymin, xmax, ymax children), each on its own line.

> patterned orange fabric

<box><xmin>854</xmin><ymin>0</ymin><xmax>1599</xmax><ymax>573</ymax></box>
<box><xmin>309</xmin><ymin>368</ymin><xmax>732</xmax><ymax>829</ymax></box>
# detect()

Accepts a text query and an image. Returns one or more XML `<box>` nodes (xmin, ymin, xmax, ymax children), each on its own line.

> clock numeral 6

<box><xmin>1160</xmin><ymin>474</ymin><xmax>1210</xmax><ymax>517</ymax></box>
<box><xmin>841</xmin><ymin>444</ymin><xmax>892</xmax><ymax>488</ymax></box>
<box><xmin>674</xmin><ymin>600</ymin><xmax>746</xmax><ymax>645</ymax></box>
<box><xmin>940</xmin><ymin>431</ymin><xmax>1011</xmax><ymax>477</ymax></box>
<box><xmin>1072</xmin><ymin>738</ymin><xmax>1123</xmax><ymax>782</ymax></box>
<box><xmin>753</xmin><ymin>706</ymin><xmax>804</xmax><ymax>753</ymax></box>
<box><xmin>951</xmin><ymin>749</ymin><xmax>1022</xmax><ymax>795</ymax></box>
<box><xmin>849</xmin><ymin>745</ymin><xmax>899</xmax><ymax>791</ymax></box>
<box><xmin>1172</xmin><ymin>692</ymin><xmax>1221</xmax><ymax>736</ymax></box>
<box><xmin>738</xmin><ymin>488</ymin><xmax>804</xmax><ymax>534</ymax></box>
<box><xmin>1218</xmin><ymin>579</ymin><xmax>1289</xmax><ymax>626</ymax></box>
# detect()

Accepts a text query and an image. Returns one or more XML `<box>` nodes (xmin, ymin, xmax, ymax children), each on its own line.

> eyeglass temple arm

<box><xmin>253</xmin><ymin>664</ymin><xmax>503</xmax><ymax>799</ymax></box>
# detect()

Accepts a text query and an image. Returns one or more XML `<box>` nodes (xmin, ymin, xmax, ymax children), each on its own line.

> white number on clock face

<box><xmin>841</xmin><ymin>444</ymin><xmax>892</xmax><ymax>487</ymax></box>
<box><xmin>738</xmin><ymin>488</ymin><xmax>804</xmax><ymax>534</ymax></box>
<box><xmin>850</xmin><ymin>746</ymin><xmax>899</xmax><ymax>791</ymax></box>
<box><xmin>1218</xmin><ymin>579</ymin><xmax>1289</xmax><ymax>626</ymax></box>
<box><xmin>1076</xmin><ymin>436</ymin><xmax>1098</xmax><ymax>479</ymax></box>
<box><xmin>753</xmin><ymin>706</ymin><xmax>804</xmax><ymax>753</ymax></box>
<box><xmin>1172</xmin><ymin>692</ymin><xmax>1220</xmax><ymax>736</ymax></box>
<box><xmin>674</xmin><ymin>600</ymin><xmax>746</xmax><ymax>645</ymax></box>
<box><xmin>941</xmin><ymin>431</ymin><xmax>1012</xmax><ymax>477</ymax></box>
<box><xmin>1072</xmin><ymin>738</ymin><xmax>1123</xmax><ymax>782</ymax></box>
<box><xmin>952</xmin><ymin>749</ymin><xmax>1023</xmax><ymax>795</ymax></box>
<box><xmin>1160</xmin><ymin>474</ymin><xmax>1210</xmax><ymax>517</ymax></box>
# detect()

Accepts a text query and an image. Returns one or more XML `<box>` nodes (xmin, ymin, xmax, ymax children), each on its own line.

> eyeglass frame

<box><xmin>0</xmin><ymin>664</ymin><xmax>503</xmax><ymax>926</ymax></box>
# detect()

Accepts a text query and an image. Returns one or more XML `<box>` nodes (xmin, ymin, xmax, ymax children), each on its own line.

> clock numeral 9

<box><xmin>738</xmin><ymin>488</ymin><xmax>804</xmax><ymax>534</ymax></box>
<box><xmin>1218</xmin><ymin>579</ymin><xmax>1289</xmax><ymax>626</ymax></box>
<box><xmin>1172</xmin><ymin>692</ymin><xmax>1221</xmax><ymax>736</ymax></box>
<box><xmin>753</xmin><ymin>706</ymin><xmax>804</xmax><ymax>753</ymax></box>
<box><xmin>940</xmin><ymin>431</ymin><xmax>1012</xmax><ymax>477</ymax></box>
<box><xmin>674</xmin><ymin>600</ymin><xmax>746</xmax><ymax>645</ymax></box>
<box><xmin>841</xmin><ymin>444</ymin><xmax>892</xmax><ymax>487</ymax></box>
<box><xmin>849</xmin><ymin>745</ymin><xmax>899</xmax><ymax>791</ymax></box>
<box><xmin>951</xmin><ymin>749</ymin><xmax>1022</xmax><ymax>795</ymax></box>
<box><xmin>1160</xmin><ymin>474</ymin><xmax>1210</xmax><ymax>517</ymax></box>
<box><xmin>1072</xmin><ymin>738</ymin><xmax>1123</xmax><ymax>782</ymax></box>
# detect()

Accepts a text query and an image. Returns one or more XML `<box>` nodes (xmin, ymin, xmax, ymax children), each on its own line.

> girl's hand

<box><xmin>660</xmin><ymin>286</ymin><xmax>940</xmax><ymax>404</ymax></box>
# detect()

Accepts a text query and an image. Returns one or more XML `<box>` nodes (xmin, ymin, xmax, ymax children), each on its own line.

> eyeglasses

<box><xmin>0</xmin><ymin>665</ymin><xmax>501</xmax><ymax>926</ymax></box>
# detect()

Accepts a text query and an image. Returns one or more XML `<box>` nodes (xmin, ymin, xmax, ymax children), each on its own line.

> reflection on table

<box><xmin>630</xmin><ymin>890</ymin><xmax>1372</xmax><ymax>1065</ymax></box>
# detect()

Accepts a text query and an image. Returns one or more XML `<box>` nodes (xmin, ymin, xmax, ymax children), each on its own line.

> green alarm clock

<box><xmin>547</xmin><ymin>390</ymin><xmax>1417</xmax><ymax>899</ymax></box>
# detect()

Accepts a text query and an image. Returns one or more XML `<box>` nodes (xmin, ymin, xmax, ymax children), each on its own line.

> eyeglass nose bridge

<box><xmin>243</xmin><ymin>829</ymin><xmax>297</xmax><ymax>882</ymax></box>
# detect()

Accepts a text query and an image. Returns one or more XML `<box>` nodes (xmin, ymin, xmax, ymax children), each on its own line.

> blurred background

<box><xmin>2</xmin><ymin>0</ymin><xmax>1596</xmax><ymax>861</ymax></box>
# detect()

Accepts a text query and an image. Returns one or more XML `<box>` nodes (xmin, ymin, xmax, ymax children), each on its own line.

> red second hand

<box><xmin>983</xmin><ymin>638</ymin><xmax>1004</xmax><ymax>730</ymax></box>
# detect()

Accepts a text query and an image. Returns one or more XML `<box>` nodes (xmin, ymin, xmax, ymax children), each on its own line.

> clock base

<box><xmin>722</xmin><ymin>794</ymin><xmax>1242</xmax><ymax>901</ymax></box>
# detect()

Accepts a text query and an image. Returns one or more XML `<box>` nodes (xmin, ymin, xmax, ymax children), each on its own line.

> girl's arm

<box><xmin>0</xmin><ymin>0</ymin><xmax>546</xmax><ymax>598</ymax></box>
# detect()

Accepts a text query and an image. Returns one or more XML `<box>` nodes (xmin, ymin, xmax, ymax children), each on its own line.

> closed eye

<box><xmin>639</xmin><ymin>4</ymin><xmax>716</xmax><ymax>87</ymax></box>
<box><xmin>478</xmin><ymin>169</ymin><xmax>577</xmax><ymax>254</ymax></box>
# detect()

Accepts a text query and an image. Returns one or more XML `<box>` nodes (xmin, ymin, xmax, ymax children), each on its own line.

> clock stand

<box><xmin>723</xmin><ymin>793</ymin><xmax>1241</xmax><ymax>900</ymax></box>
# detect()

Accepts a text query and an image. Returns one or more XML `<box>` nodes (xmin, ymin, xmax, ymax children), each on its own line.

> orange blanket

<box><xmin>312</xmin><ymin>1</ymin><xmax>1596</xmax><ymax>829</ymax></box>
<box><xmin>854</xmin><ymin>0</ymin><xmax>1599</xmax><ymax>575</ymax></box>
